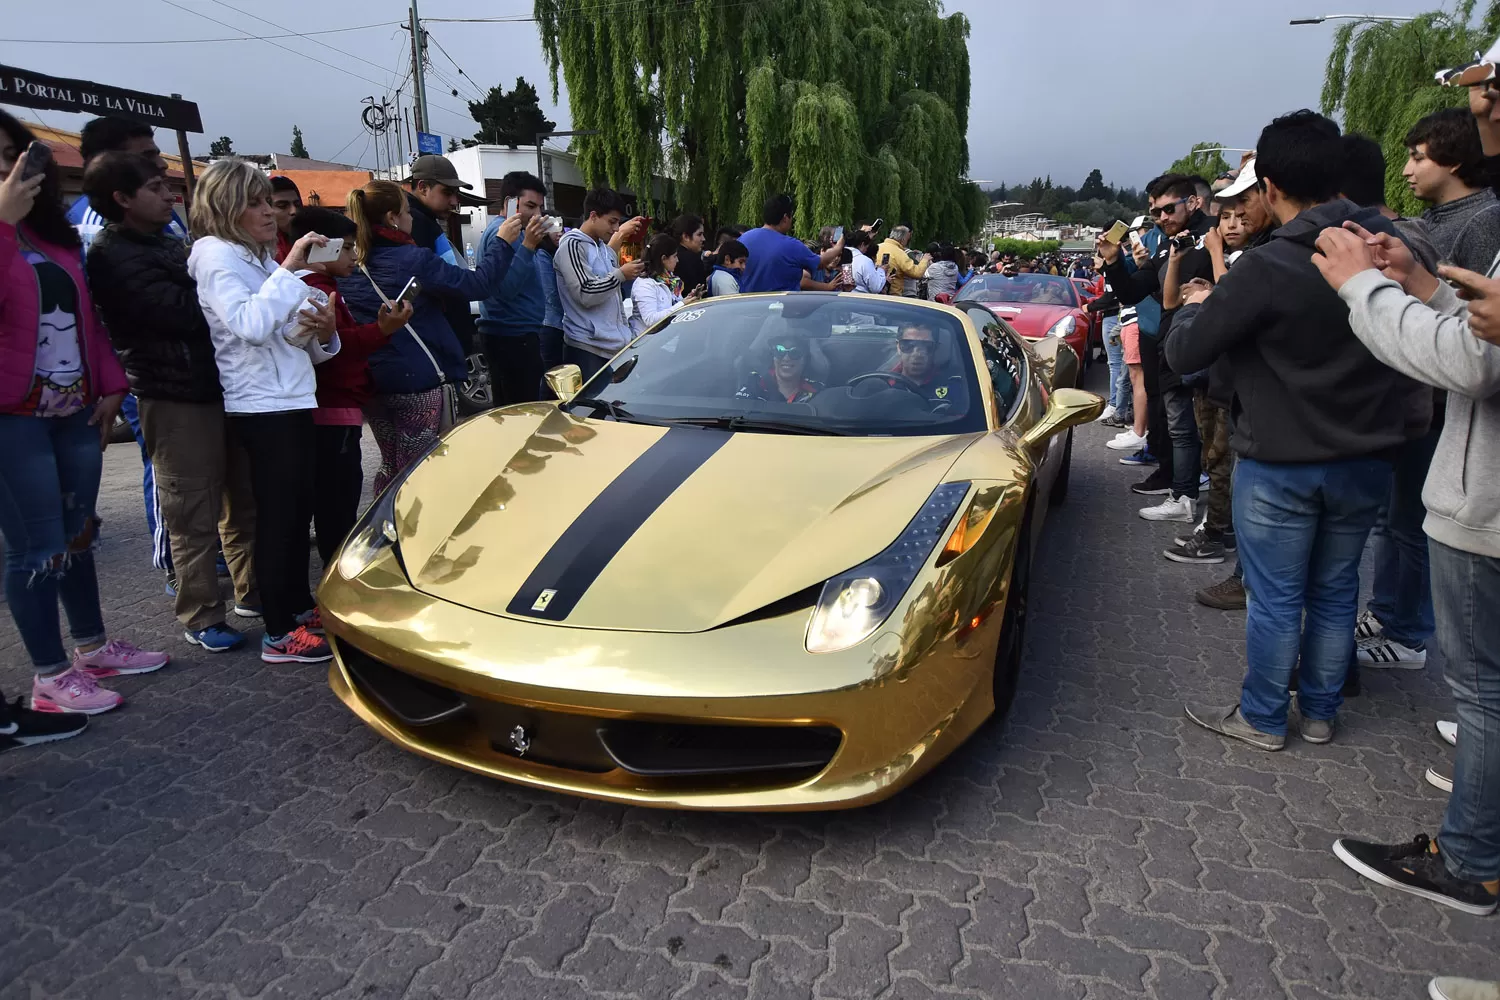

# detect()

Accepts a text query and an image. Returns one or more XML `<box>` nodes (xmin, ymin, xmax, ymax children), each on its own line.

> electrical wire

<box><xmin>425</xmin><ymin>30</ymin><xmax>488</xmax><ymax>103</ymax></box>
<box><xmin>426</xmin><ymin>0</ymin><xmax>764</xmax><ymax>23</ymax></box>
<box><xmin>3</xmin><ymin>22</ymin><xmax>404</xmax><ymax>45</ymax></box>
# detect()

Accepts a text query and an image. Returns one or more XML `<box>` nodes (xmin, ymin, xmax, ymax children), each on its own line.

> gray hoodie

<box><xmin>1339</xmin><ymin>268</ymin><xmax>1500</xmax><ymax>558</ymax></box>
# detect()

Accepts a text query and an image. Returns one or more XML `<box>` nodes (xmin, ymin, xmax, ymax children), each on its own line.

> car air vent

<box><xmin>714</xmin><ymin>583</ymin><xmax>821</xmax><ymax>630</ymax></box>
<box><xmin>596</xmin><ymin>720</ymin><xmax>842</xmax><ymax>777</ymax></box>
<box><xmin>338</xmin><ymin>640</ymin><xmax>468</xmax><ymax>727</ymax></box>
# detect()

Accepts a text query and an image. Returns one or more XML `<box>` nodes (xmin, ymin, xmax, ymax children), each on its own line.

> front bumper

<box><xmin>318</xmin><ymin>547</ymin><xmax>1008</xmax><ymax>811</ymax></box>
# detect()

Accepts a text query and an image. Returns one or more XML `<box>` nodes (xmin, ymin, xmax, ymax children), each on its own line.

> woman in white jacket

<box><xmin>630</xmin><ymin>234</ymin><xmax>702</xmax><ymax>336</ymax></box>
<box><xmin>186</xmin><ymin>158</ymin><xmax>339</xmax><ymax>666</ymax></box>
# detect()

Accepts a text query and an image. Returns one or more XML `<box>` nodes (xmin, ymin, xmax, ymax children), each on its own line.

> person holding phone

<box><xmin>187</xmin><ymin>158</ymin><xmax>340</xmax><ymax>666</ymax></box>
<box><xmin>670</xmin><ymin>214</ymin><xmax>708</xmax><ymax>300</ymax></box>
<box><xmin>476</xmin><ymin>172</ymin><xmax>551</xmax><ymax>406</ymax></box>
<box><xmin>630</xmin><ymin>234</ymin><xmax>701</xmax><ymax>335</ymax></box>
<box><xmin>0</xmin><ymin>109</ymin><xmax>167</xmax><ymax>726</ymax></box>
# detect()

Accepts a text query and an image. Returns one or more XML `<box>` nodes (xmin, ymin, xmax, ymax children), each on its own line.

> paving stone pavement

<box><xmin>0</xmin><ymin>371</ymin><xmax>1491</xmax><ymax>999</ymax></box>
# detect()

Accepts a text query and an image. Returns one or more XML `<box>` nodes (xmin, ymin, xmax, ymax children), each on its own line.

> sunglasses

<box><xmin>897</xmin><ymin>338</ymin><xmax>935</xmax><ymax>353</ymax></box>
<box><xmin>1149</xmin><ymin>198</ymin><xmax>1189</xmax><ymax>218</ymax></box>
<box><xmin>771</xmin><ymin>344</ymin><xmax>805</xmax><ymax>359</ymax></box>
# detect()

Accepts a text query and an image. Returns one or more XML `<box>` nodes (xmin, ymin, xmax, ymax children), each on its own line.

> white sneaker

<box><xmin>1094</xmin><ymin>404</ymin><xmax>1118</xmax><ymax>423</ymax></box>
<box><xmin>1425</xmin><ymin>763</ymin><xmax>1453</xmax><ymax>793</ymax></box>
<box><xmin>1356</xmin><ymin>633</ymin><xmax>1427</xmax><ymax>668</ymax></box>
<box><xmin>1107</xmin><ymin>430</ymin><xmax>1147</xmax><ymax>451</ymax></box>
<box><xmin>1139</xmin><ymin>494</ymin><xmax>1196</xmax><ymax>522</ymax></box>
<box><xmin>1354</xmin><ymin>608</ymin><xmax>1383</xmax><ymax>640</ymax></box>
<box><xmin>1436</xmin><ymin>719</ymin><xmax>1457</xmax><ymax>746</ymax></box>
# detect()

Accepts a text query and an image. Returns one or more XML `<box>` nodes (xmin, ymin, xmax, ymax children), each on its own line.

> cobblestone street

<box><xmin>0</xmin><ymin>370</ymin><xmax>1490</xmax><ymax>1000</ymax></box>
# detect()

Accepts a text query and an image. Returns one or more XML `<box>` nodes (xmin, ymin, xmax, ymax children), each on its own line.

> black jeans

<box><xmin>484</xmin><ymin>332</ymin><xmax>544</xmax><ymax>406</ymax></box>
<box><xmin>228</xmin><ymin>411</ymin><xmax>317</xmax><ymax>638</ymax></box>
<box><xmin>1139</xmin><ymin>334</ymin><xmax>1173</xmax><ymax>483</ymax></box>
<box><xmin>538</xmin><ymin>325</ymin><xmax>566</xmax><ymax>398</ymax></box>
<box><xmin>313</xmin><ymin>424</ymin><xmax>364</xmax><ymax>566</ymax></box>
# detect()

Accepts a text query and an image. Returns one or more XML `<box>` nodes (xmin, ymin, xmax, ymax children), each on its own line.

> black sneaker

<box><xmin>1332</xmin><ymin>834</ymin><xmax>1499</xmax><ymax>916</ymax></box>
<box><xmin>1131</xmin><ymin>470</ymin><xmax>1173</xmax><ymax>495</ymax></box>
<box><xmin>1164</xmin><ymin>535</ymin><xmax>1227</xmax><ymax>564</ymax></box>
<box><xmin>0</xmin><ymin>693</ymin><xmax>88</xmax><ymax>753</ymax></box>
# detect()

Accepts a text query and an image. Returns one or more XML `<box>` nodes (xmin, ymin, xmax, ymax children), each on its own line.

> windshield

<box><xmin>567</xmin><ymin>294</ymin><xmax>987</xmax><ymax>437</ymax></box>
<box><xmin>955</xmin><ymin>273</ymin><xmax>1078</xmax><ymax>307</ymax></box>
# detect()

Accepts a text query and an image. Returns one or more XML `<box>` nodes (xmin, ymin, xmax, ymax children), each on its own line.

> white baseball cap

<box><xmin>1216</xmin><ymin>157</ymin><xmax>1258</xmax><ymax>200</ymax></box>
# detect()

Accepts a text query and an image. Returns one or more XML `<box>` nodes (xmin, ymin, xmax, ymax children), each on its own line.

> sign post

<box><xmin>170</xmin><ymin>93</ymin><xmax>196</xmax><ymax>207</ymax></box>
<box><xmin>416</xmin><ymin>131</ymin><xmax>442</xmax><ymax>156</ymax></box>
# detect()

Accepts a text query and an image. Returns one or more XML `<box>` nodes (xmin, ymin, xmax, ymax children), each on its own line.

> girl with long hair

<box><xmin>339</xmin><ymin>179</ymin><xmax>536</xmax><ymax>493</ymax></box>
<box><xmin>630</xmin><ymin>233</ymin><xmax>702</xmax><ymax>335</ymax></box>
<box><xmin>186</xmin><ymin>158</ymin><xmax>339</xmax><ymax>665</ymax></box>
<box><xmin>0</xmin><ymin>109</ymin><xmax>167</xmax><ymax>729</ymax></box>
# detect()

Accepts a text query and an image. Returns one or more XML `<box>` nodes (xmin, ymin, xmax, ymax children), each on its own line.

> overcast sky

<box><xmin>2</xmin><ymin>0</ymin><xmax>1439</xmax><ymax>192</ymax></box>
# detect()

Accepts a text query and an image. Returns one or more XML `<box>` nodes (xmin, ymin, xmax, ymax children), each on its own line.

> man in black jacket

<box><xmin>82</xmin><ymin>153</ymin><xmax>258</xmax><ymax>654</ymax></box>
<box><xmin>1098</xmin><ymin>174</ymin><xmax>1216</xmax><ymax>506</ymax></box>
<box><xmin>1165</xmin><ymin>110</ymin><xmax>1428</xmax><ymax>751</ymax></box>
<box><xmin>404</xmin><ymin>154</ymin><xmax>479</xmax><ymax>361</ymax></box>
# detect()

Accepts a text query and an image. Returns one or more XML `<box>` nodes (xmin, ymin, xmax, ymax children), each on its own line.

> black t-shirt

<box><xmin>675</xmin><ymin>245</ymin><xmax>708</xmax><ymax>297</ymax></box>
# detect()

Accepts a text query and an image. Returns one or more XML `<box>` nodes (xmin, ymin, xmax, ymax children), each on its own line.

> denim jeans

<box><xmin>1432</xmin><ymin>540</ymin><xmax>1500</xmax><ymax>883</ymax></box>
<box><xmin>565</xmin><ymin>344</ymin><xmax>612</xmax><ymax>382</ymax></box>
<box><xmin>1367</xmin><ymin>426</ymin><xmax>1439</xmax><ymax>649</ymax></box>
<box><xmin>1102</xmin><ymin>316</ymin><xmax>1125</xmax><ymax>411</ymax></box>
<box><xmin>1234</xmin><ymin>456</ymin><xmax>1389</xmax><ymax>735</ymax></box>
<box><xmin>1163</xmin><ymin>382</ymin><xmax>1201</xmax><ymax>499</ymax></box>
<box><xmin>0</xmin><ymin>409</ymin><xmax>108</xmax><ymax>673</ymax></box>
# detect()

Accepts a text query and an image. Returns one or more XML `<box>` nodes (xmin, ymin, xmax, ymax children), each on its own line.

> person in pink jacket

<box><xmin>0</xmin><ymin>110</ymin><xmax>167</xmax><ymax>736</ymax></box>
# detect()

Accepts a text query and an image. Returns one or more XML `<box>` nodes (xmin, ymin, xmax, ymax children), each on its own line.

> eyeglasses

<box><xmin>897</xmin><ymin>338</ymin><xmax>935</xmax><ymax>354</ymax></box>
<box><xmin>1149</xmin><ymin>198</ymin><xmax>1189</xmax><ymax>219</ymax></box>
<box><xmin>771</xmin><ymin>344</ymin><xmax>805</xmax><ymax>359</ymax></box>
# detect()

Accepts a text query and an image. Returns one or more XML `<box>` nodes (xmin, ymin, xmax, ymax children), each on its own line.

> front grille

<box><xmin>597</xmin><ymin>720</ymin><xmax>842</xmax><ymax>777</ymax></box>
<box><xmin>340</xmin><ymin>640</ymin><xmax>467</xmax><ymax>727</ymax></box>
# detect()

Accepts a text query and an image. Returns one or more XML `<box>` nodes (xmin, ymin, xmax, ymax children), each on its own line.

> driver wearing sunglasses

<box><xmin>736</xmin><ymin>335</ymin><xmax>825</xmax><ymax>403</ymax></box>
<box><xmin>887</xmin><ymin>323</ymin><xmax>968</xmax><ymax>410</ymax></box>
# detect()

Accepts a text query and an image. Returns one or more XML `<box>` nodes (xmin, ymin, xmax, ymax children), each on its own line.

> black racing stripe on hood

<box><xmin>506</xmin><ymin>427</ymin><xmax>731</xmax><ymax>621</ymax></box>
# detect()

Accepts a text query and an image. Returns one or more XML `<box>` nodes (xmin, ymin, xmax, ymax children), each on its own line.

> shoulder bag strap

<box><xmin>360</xmin><ymin>263</ymin><xmax>447</xmax><ymax>384</ymax></box>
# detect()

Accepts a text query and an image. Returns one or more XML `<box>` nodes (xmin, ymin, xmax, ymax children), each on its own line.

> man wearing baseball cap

<box><xmin>402</xmin><ymin>154</ymin><xmax>479</xmax><ymax>366</ymax></box>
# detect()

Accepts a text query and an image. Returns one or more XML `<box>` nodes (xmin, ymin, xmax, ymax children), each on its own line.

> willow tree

<box><xmin>1320</xmin><ymin>0</ymin><xmax>1500</xmax><ymax>215</ymax></box>
<box><xmin>1166</xmin><ymin>142</ymin><xmax>1231</xmax><ymax>183</ymax></box>
<box><xmin>534</xmin><ymin>0</ymin><xmax>986</xmax><ymax>241</ymax></box>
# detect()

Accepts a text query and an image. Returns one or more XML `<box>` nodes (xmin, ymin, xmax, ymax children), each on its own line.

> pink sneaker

<box><xmin>74</xmin><ymin>639</ymin><xmax>169</xmax><ymax>679</ymax></box>
<box><xmin>32</xmin><ymin>666</ymin><xmax>124</xmax><ymax>715</ymax></box>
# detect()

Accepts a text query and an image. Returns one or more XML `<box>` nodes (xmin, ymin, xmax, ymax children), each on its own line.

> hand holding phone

<box><xmin>1102</xmin><ymin>220</ymin><xmax>1129</xmax><ymax>244</ymax></box>
<box><xmin>20</xmin><ymin>140</ymin><xmax>52</xmax><ymax>182</ymax></box>
<box><xmin>397</xmin><ymin>276</ymin><xmax>423</xmax><ymax>303</ymax></box>
<box><xmin>0</xmin><ymin>147</ymin><xmax>45</xmax><ymax>225</ymax></box>
<box><xmin>307</xmin><ymin>237</ymin><xmax>345</xmax><ymax>264</ymax></box>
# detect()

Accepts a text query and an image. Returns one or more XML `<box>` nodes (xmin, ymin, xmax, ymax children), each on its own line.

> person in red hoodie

<box><xmin>288</xmin><ymin>207</ymin><xmax>411</xmax><ymax>563</ymax></box>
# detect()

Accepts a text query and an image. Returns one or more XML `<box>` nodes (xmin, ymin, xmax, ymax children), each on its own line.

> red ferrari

<box><xmin>955</xmin><ymin>273</ymin><xmax>1092</xmax><ymax>367</ymax></box>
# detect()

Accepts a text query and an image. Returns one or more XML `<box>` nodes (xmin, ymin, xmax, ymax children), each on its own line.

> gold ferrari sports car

<box><xmin>319</xmin><ymin>292</ymin><xmax>1101</xmax><ymax>810</ymax></box>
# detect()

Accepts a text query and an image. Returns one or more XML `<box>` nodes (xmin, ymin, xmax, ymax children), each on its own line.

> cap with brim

<box><xmin>1216</xmin><ymin>158</ymin><xmax>1258</xmax><ymax>200</ymax></box>
<box><xmin>409</xmin><ymin>154</ymin><xmax>473</xmax><ymax>190</ymax></box>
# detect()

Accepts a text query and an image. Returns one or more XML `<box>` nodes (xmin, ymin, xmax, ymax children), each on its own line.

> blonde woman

<box><xmin>339</xmin><ymin>180</ymin><xmax>537</xmax><ymax>493</ymax></box>
<box><xmin>186</xmin><ymin>158</ymin><xmax>339</xmax><ymax>665</ymax></box>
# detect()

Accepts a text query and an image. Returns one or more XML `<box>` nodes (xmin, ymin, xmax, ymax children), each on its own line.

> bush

<box><xmin>989</xmin><ymin>237</ymin><xmax>1061</xmax><ymax>259</ymax></box>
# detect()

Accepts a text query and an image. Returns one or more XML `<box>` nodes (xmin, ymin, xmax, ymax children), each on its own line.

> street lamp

<box><xmin>1289</xmin><ymin>13</ymin><xmax>1416</xmax><ymax>24</ymax></box>
<box><xmin>535</xmin><ymin>129</ymin><xmax>599</xmax><ymax>212</ymax></box>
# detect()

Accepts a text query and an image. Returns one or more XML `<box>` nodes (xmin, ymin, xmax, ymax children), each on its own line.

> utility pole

<box><xmin>408</xmin><ymin>0</ymin><xmax>430</xmax><ymax>135</ymax></box>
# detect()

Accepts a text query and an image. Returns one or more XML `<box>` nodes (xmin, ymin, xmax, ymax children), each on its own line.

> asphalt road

<box><xmin>0</xmin><ymin>370</ymin><xmax>1489</xmax><ymax>999</ymax></box>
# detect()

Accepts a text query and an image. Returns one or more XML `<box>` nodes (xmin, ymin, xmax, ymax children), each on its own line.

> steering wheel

<box><xmin>847</xmin><ymin>371</ymin><xmax>925</xmax><ymax>395</ymax></box>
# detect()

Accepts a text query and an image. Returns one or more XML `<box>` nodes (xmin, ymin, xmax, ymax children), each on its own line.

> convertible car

<box><xmin>319</xmin><ymin>292</ymin><xmax>1101</xmax><ymax>810</ymax></box>
<box><xmin>955</xmin><ymin>272</ymin><xmax>1092</xmax><ymax>369</ymax></box>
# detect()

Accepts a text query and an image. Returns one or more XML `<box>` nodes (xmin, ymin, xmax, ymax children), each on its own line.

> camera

<box><xmin>1172</xmin><ymin>233</ymin><xmax>1197</xmax><ymax>252</ymax></box>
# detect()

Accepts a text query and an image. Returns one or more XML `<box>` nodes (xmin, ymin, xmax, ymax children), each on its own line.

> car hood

<box><xmin>972</xmin><ymin>302</ymin><xmax>1074</xmax><ymax>338</ymax></box>
<box><xmin>394</xmin><ymin>405</ymin><xmax>981</xmax><ymax>632</ymax></box>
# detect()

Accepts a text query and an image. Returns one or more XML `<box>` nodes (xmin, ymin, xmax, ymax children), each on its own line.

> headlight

<box><xmin>335</xmin><ymin>439</ymin><xmax>442</xmax><ymax>580</ymax></box>
<box><xmin>806</xmin><ymin>483</ymin><xmax>970</xmax><ymax>653</ymax></box>
<box><xmin>1046</xmin><ymin>315</ymin><xmax>1076</xmax><ymax>338</ymax></box>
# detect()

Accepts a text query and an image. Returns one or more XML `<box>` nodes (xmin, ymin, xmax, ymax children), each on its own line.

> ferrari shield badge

<box><xmin>935</xmin><ymin>386</ymin><xmax>948</xmax><ymax>399</ymax></box>
<box><xmin>531</xmin><ymin>589</ymin><xmax>557</xmax><ymax>612</ymax></box>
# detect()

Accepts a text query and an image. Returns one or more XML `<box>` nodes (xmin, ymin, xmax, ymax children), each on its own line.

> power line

<box><xmin>425</xmin><ymin>29</ymin><xmax>488</xmax><ymax>103</ymax></box>
<box><xmin>2</xmin><ymin>22</ymin><xmax>403</xmax><ymax>45</ymax></box>
<box><xmin>207</xmin><ymin>0</ymin><xmax>397</xmax><ymax>77</ymax></box>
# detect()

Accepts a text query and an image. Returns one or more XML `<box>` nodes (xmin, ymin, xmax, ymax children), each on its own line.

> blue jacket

<box><xmin>476</xmin><ymin>219</ymin><xmax>543</xmax><ymax>338</ymax></box>
<box><xmin>1124</xmin><ymin>227</ymin><xmax>1163</xmax><ymax>337</ymax></box>
<box><xmin>340</xmin><ymin>233</ymin><xmax>515</xmax><ymax>394</ymax></box>
<box><xmin>536</xmin><ymin>248</ymin><xmax>563</xmax><ymax>329</ymax></box>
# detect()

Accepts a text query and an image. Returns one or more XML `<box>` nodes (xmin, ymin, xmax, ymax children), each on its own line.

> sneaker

<box><xmin>1436</xmin><ymin>719</ymin><xmax>1458</xmax><ymax>747</ymax></box>
<box><xmin>74</xmin><ymin>639</ymin><xmax>169</xmax><ymax>678</ymax></box>
<box><xmin>184</xmin><ymin>623</ymin><xmax>245</xmax><ymax>654</ymax></box>
<box><xmin>1094</xmin><ymin>404</ymin><xmax>1118</xmax><ymax>423</ymax></box>
<box><xmin>1102</xmin><ymin>414</ymin><xmax>1128</xmax><ymax>428</ymax></box>
<box><xmin>164</xmin><ymin>576</ymin><xmax>177</xmax><ymax>598</ymax></box>
<box><xmin>1165</xmin><ymin>534</ymin><xmax>1226</xmax><ymax>564</ymax></box>
<box><xmin>1199</xmin><ymin>472</ymin><xmax>1211</xmax><ymax>491</ymax></box>
<box><xmin>0</xmin><ymin>693</ymin><xmax>88</xmax><ymax>750</ymax></box>
<box><xmin>1426</xmin><ymin>763</ymin><xmax>1453</xmax><ymax>793</ymax></box>
<box><xmin>1185</xmin><ymin>704</ymin><xmax>1285</xmax><ymax>751</ymax></box>
<box><xmin>1429</xmin><ymin>977</ymin><xmax>1500</xmax><ymax>1000</ymax></box>
<box><xmin>1356</xmin><ymin>633</ymin><xmax>1427</xmax><ymax>668</ymax></box>
<box><xmin>1106</xmin><ymin>429</ymin><xmax>1147</xmax><ymax>451</ymax></box>
<box><xmin>1301</xmin><ymin>716</ymin><xmax>1334</xmax><ymax>744</ymax></box>
<box><xmin>232</xmin><ymin>602</ymin><xmax>263</xmax><ymax>619</ymax></box>
<box><xmin>1196</xmin><ymin>574</ymin><xmax>1247</xmax><ymax>611</ymax></box>
<box><xmin>1354</xmin><ymin>608</ymin><xmax>1383</xmax><ymax>640</ymax></box>
<box><xmin>295</xmin><ymin>607</ymin><xmax>324</xmax><ymax>634</ymax></box>
<box><xmin>31</xmin><ymin>667</ymin><xmax>123</xmax><ymax>715</ymax></box>
<box><xmin>1119</xmin><ymin>449</ymin><xmax>1157</xmax><ymax>467</ymax></box>
<box><xmin>261</xmin><ymin>626</ymin><xmax>332</xmax><ymax>664</ymax></box>
<box><xmin>1131</xmin><ymin>471</ymin><xmax>1173</xmax><ymax>494</ymax></box>
<box><xmin>1332</xmin><ymin>834</ymin><xmax>1499</xmax><ymax>916</ymax></box>
<box><xmin>1140</xmin><ymin>494</ymin><xmax>1196</xmax><ymax>522</ymax></box>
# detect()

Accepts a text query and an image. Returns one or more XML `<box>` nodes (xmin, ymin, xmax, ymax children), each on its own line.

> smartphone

<box><xmin>504</xmin><ymin>196</ymin><xmax>519</xmax><ymax>218</ymax></box>
<box><xmin>397</xmin><ymin>276</ymin><xmax>422</xmax><ymax>303</ymax></box>
<box><xmin>832</xmin><ymin>225</ymin><xmax>844</xmax><ymax>244</ymax></box>
<box><xmin>1128</xmin><ymin>231</ymin><xmax>1144</xmax><ymax>249</ymax></box>
<box><xmin>21</xmin><ymin>140</ymin><xmax>52</xmax><ymax>181</ymax></box>
<box><xmin>307</xmin><ymin>237</ymin><xmax>344</xmax><ymax>264</ymax></box>
<box><xmin>880</xmin><ymin>253</ymin><xmax>891</xmax><ymax>267</ymax></box>
<box><xmin>1102</xmin><ymin>220</ymin><xmax>1129</xmax><ymax>244</ymax></box>
<box><xmin>871</xmin><ymin>217</ymin><xmax>884</xmax><ymax>232</ymax></box>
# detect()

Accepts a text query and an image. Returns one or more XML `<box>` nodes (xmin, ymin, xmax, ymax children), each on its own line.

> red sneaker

<box><xmin>260</xmin><ymin>626</ymin><xmax>332</xmax><ymax>664</ymax></box>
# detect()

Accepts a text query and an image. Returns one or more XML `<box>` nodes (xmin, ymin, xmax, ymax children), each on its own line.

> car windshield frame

<box><xmin>954</xmin><ymin>273</ymin><xmax>1080</xmax><ymax>308</ymax></box>
<box><xmin>566</xmin><ymin>293</ymin><xmax>991</xmax><ymax>438</ymax></box>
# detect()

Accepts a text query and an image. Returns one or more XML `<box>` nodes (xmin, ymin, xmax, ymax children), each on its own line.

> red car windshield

<box><xmin>956</xmin><ymin>274</ymin><xmax>1078</xmax><ymax>307</ymax></box>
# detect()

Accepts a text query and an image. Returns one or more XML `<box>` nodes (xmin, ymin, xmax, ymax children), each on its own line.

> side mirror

<box><xmin>1019</xmin><ymin>387</ymin><xmax>1104</xmax><ymax>450</ymax></box>
<box><xmin>544</xmin><ymin>364</ymin><xmax>583</xmax><ymax>403</ymax></box>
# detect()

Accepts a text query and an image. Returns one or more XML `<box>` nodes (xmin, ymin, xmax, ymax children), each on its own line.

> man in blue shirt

<box><xmin>477</xmin><ymin>171</ymin><xmax>550</xmax><ymax>404</ymax></box>
<box><xmin>739</xmin><ymin>194</ymin><xmax>846</xmax><ymax>293</ymax></box>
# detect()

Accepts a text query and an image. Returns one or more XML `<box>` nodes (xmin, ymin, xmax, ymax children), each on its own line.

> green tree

<box><xmin>209</xmin><ymin>136</ymin><xmax>234</xmax><ymax>157</ymax></box>
<box><xmin>535</xmin><ymin>0</ymin><xmax>981</xmax><ymax>241</ymax></box>
<box><xmin>1078</xmin><ymin>168</ymin><xmax>1108</xmax><ymax>201</ymax></box>
<box><xmin>468</xmin><ymin>76</ymin><xmax>558</xmax><ymax>148</ymax></box>
<box><xmin>1167</xmin><ymin>142</ymin><xmax>1231</xmax><ymax>183</ymax></box>
<box><xmin>1319</xmin><ymin>0</ymin><xmax>1500</xmax><ymax>215</ymax></box>
<box><xmin>289</xmin><ymin>125</ymin><xmax>309</xmax><ymax>159</ymax></box>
